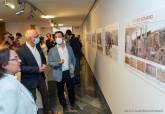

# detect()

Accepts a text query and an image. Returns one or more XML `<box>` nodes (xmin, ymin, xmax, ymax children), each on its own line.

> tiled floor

<box><xmin>38</xmin><ymin>58</ymin><xmax>111</xmax><ymax>114</ymax></box>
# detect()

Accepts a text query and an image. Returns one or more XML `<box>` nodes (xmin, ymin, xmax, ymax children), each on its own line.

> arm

<box><xmin>48</xmin><ymin>48</ymin><xmax>62</xmax><ymax>69</ymax></box>
<box><xmin>68</xmin><ymin>46</ymin><xmax>76</xmax><ymax>77</ymax></box>
<box><xmin>21</xmin><ymin>65</ymin><xmax>39</xmax><ymax>74</ymax></box>
<box><xmin>0</xmin><ymin>87</ymin><xmax>19</xmax><ymax>114</ymax></box>
<box><xmin>69</xmin><ymin>46</ymin><xmax>76</xmax><ymax>66</ymax></box>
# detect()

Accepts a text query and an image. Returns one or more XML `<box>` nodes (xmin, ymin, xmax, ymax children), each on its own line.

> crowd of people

<box><xmin>0</xmin><ymin>29</ymin><xmax>83</xmax><ymax>114</ymax></box>
<box><xmin>1</xmin><ymin>32</ymin><xmax>22</xmax><ymax>50</ymax></box>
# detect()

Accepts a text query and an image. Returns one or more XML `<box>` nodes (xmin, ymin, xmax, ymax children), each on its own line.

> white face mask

<box><xmin>34</xmin><ymin>36</ymin><xmax>40</xmax><ymax>45</ymax></box>
<box><xmin>56</xmin><ymin>38</ymin><xmax>63</xmax><ymax>45</ymax></box>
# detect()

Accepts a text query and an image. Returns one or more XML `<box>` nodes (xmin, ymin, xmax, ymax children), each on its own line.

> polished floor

<box><xmin>38</xmin><ymin>58</ymin><xmax>111</xmax><ymax>114</ymax></box>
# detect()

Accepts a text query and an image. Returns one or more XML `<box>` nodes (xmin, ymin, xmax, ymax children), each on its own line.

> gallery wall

<box><xmin>83</xmin><ymin>0</ymin><xmax>165</xmax><ymax>114</ymax></box>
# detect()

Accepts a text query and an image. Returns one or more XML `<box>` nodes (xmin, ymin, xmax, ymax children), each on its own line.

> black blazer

<box><xmin>69</xmin><ymin>38</ymin><xmax>83</xmax><ymax>58</ymax></box>
<box><xmin>16</xmin><ymin>44</ymin><xmax>46</xmax><ymax>89</ymax></box>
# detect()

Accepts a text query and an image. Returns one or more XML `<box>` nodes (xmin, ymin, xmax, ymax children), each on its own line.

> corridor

<box><xmin>38</xmin><ymin>58</ymin><xmax>111</xmax><ymax>114</ymax></box>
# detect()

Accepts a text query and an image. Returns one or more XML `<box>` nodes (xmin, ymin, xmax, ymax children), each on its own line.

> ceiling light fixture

<box><xmin>4</xmin><ymin>0</ymin><xmax>15</xmax><ymax>9</ymax></box>
<box><xmin>41</xmin><ymin>15</ymin><xmax>55</xmax><ymax>19</ymax></box>
<box><xmin>16</xmin><ymin>0</ymin><xmax>25</xmax><ymax>16</ymax></box>
<box><xmin>17</xmin><ymin>0</ymin><xmax>46</xmax><ymax>20</ymax></box>
<box><xmin>50</xmin><ymin>23</ymin><xmax>54</xmax><ymax>27</ymax></box>
<box><xmin>0</xmin><ymin>18</ymin><xmax>4</xmax><ymax>21</ymax></box>
<box><xmin>58</xmin><ymin>24</ymin><xmax>64</xmax><ymax>27</ymax></box>
<box><xmin>16</xmin><ymin>9</ymin><xmax>24</xmax><ymax>16</ymax></box>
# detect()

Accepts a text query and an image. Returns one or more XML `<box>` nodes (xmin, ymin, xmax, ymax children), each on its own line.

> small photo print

<box><xmin>145</xmin><ymin>64</ymin><xmax>156</xmax><ymax>78</ymax></box>
<box><xmin>157</xmin><ymin>69</ymin><xmax>165</xmax><ymax>84</ymax></box>
<box><xmin>125</xmin><ymin>56</ymin><xmax>130</xmax><ymax>64</ymax></box>
<box><xmin>97</xmin><ymin>33</ymin><xmax>103</xmax><ymax>51</ymax></box>
<box><xmin>92</xmin><ymin>33</ymin><xmax>96</xmax><ymax>46</ymax></box>
<box><xmin>105</xmin><ymin>31</ymin><xmax>112</xmax><ymax>56</ymax></box>
<box><xmin>97</xmin><ymin>33</ymin><xmax>102</xmax><ymax>44</ymax></box>
<box><xmin>111</xmin><ymin>29</ymin><xmax>118</xmax><ymax>46</ymax></box>
<box><xmin>104</xmin><ymin>24</ymin><xmax>119</xmax><ymax>60</ymax></box>
<box><xmin>137</xmin><ymin>60</ymin><xmax>146</xmax><ymax>72</ymax></box>
<box><xmin>86</xmin><ymin>34</ymin><xmax>91</xmax><ymax>44</ymax></box>
<box><xmin>130</xmin><ymin>57</ymin><xmax>137</xmax><ymax>68</ymax></box>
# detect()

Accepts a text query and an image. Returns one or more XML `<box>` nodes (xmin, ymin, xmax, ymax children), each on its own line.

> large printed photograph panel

<box><xmin>125</xmin><ymin>21</ymin><xmax>165</xmax><ymax>66</ymax></box>
<box><xmin>125</xmin><ymin>7</ymin><xmax>165</xmax><ymax>87</ymax></box>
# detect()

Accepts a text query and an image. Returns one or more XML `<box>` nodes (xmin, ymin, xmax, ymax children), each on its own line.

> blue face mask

<box><xmin>34</xmin><ymin>36</ymin><xmax>40</xmax><ymax>45</ymax></box>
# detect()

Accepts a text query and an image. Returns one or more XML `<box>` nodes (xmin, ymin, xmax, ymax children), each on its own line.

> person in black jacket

<box><xmin>46</xmin><ymin>33</ymin><xmax>56</xmax><ymax>53</ymax></box>
<box><xmin>69</xmin><ymin>34</ymin><xmax>83</xmax><ymax>84</ymax></box>
<box><xmin>16</xmin><ymin>29</ymin><xmax>53</xmax><ymax>114</ymax></box>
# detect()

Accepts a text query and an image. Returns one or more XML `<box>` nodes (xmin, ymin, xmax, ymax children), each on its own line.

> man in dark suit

<box><xmin>16</xmin><ymin>29</ymin><xmax>53</xmax><ymax>114</ymax></box>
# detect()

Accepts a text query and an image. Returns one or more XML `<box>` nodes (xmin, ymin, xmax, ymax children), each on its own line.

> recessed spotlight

<box><xmin>41</xmin><ymin>15</ymin><xmax>55</xmax><ymax>19</ymax></box>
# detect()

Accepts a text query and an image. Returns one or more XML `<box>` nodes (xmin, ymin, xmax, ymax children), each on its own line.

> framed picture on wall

<box><xmin>104</xmin><ymin>23</ymin><xmax>119</xmax><ymax>61</ymax></box>
<box><xmin>125</xmin><ymin>7</ymin><xmax>165</xmax><ymax>87</ymax></box>
<box><xmin>96</xmin><ymin>28</ymin><xmax>103</xmax><ymax>52</ymax></box>
<box><xmin>86</xmin><ymin>33</ymin><xmax>92</xmax><ymax>45</ymax></box>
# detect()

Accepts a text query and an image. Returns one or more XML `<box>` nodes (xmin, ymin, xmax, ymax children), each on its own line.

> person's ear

<box><xmin>2</xmin><ymin>63</ymin><xmax>8</xmax><ymax>70</ymax></box>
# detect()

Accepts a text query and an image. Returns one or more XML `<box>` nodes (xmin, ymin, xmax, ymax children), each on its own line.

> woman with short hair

<box><xmin>0</xmin><ymin>46</ymin><xmax>37</xmax><ymax>114</ymax></box>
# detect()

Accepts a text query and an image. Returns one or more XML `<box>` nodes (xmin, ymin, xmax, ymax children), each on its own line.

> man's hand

<box><xmin>58</xmin><ymin>59</ymin><xmax>64</xmax><ymax>64</ymax></box>
<box><xmin>39</xmin><ymin>64</ymin><xmax>47</xmax><ymax>72</ymax></box>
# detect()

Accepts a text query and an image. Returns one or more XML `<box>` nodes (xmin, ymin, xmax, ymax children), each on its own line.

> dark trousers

<box><xmin>56</xmin><ymin>70</ymin><xmax>75</xmax><ymax>108</ymax></box>
<box><xmin>29</xmin><ymin>76</ymin><xmax>51</xmax><ymax>113</ymax></box>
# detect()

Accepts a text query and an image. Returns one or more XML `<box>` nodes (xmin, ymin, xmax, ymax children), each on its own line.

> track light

<box><xmin>17</xmin><ymin>0</ymin><xmax>25</xmax><ymax>5</ymax></box>
<box><xmin>16</xmin><ymin>0</ymin><xmax>46</xmax><ymax>20</ymax></box>
<box><xmin>16</xmin><ymin>9</ymin><xmax>24</xmax><ymax>16</ymax></box>
<box><xmin>16</xmin><ymin>0</ymin><xmax>25</xmax><ymax>16</ymax></box>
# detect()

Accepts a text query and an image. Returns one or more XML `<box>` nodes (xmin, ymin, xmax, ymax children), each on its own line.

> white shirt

<box><xmin>0</xmin><ymin>73</ymin><xmax>37</xmax><ymax>114</ymax></box>
<box><xmin>26</xmin><ymin>42</ymin><xmax>41</xmax><ymax>66</ymax></box>
<box><xmin>57</xmin><ymin>44</ymin><xmax>69</xmax><ymax>71</ymax></box>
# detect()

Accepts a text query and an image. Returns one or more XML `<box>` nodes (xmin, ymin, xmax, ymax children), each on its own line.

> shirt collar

<box><xmin>4</xmin><ymin>73</ymin><xmax>16</xmax><ymax>79</ymax></box>
<box><xmin>26</xmin><ymin>42</ymin><xmax>36</xmax><ymax>50</ymax></box>
<box><xmin>57</xmin><ymin>43</ymin><xmax>66</xmax><ymax>48</ymax></box>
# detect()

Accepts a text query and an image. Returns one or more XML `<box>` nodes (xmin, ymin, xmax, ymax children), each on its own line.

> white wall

<box><xmin>83</xmin><ymin>0</ymin><xmax>165</xmax><ymax>114</ymax></box>
<box><xmin>72</xmin><ymin>26</ymin><xmax>83</xmax><ymax>37</ymax></box>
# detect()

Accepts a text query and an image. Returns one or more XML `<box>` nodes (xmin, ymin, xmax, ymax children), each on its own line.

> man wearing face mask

<box><xmin>16</xmin><ymin>29</ymin><xmax>54</xmax><ymax>114</ymax></box>
<box><xmin>48</xmin><ymin>31</ymin><xmax>76</xmax><ymax>112</ymax></box>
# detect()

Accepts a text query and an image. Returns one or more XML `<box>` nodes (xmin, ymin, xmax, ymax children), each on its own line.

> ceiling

<box><xmin>0</xmin><ymin>0</ymin><xmax>95</xmax><ymax>27</ymax></box>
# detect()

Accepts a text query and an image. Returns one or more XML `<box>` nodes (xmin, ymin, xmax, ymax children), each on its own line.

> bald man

<box><xmin>16</xmin><ymin>29</ymin><xmax>53</xmax><ymax>114</ymax></box>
